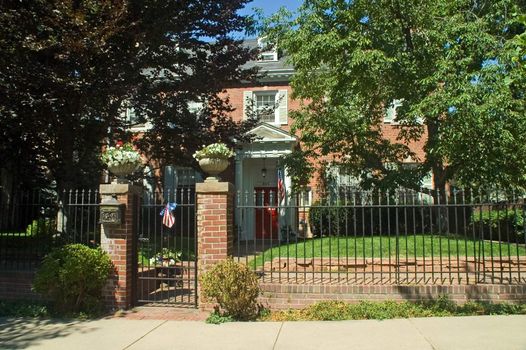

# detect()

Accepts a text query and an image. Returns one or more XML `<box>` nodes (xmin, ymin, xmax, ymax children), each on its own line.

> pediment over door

<box><xmin>247</xmin><ymin>123</ymin><xmax>297</xmax><ymax>143</ymax></box>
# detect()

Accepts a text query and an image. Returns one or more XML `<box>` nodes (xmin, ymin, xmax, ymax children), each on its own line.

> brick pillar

<box><xmin>196</xmin><ymin>181</ymin><xmax>235</xmax><ymax>307</ymax></box>
<box><xmin>99</xmin><ymin>183</ymin><xmax>141</xmax><ymax>310</ymax></box>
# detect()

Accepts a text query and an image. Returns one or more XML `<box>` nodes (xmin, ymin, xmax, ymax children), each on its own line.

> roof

<box><xmin>241</xmin><ymin>39</ymin><xmax>294</xmax><ymax>83</ymax></box>
<box><xmin>141</xmin><ymin>39</ymin><xmax>295</xmax><ymax>84</ymax></box>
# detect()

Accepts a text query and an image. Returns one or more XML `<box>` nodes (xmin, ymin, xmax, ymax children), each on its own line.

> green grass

<box><xmin>252</xmin><ymin>234</ymin><xmax>526</xmax><ymax>266</ymax></box>
<box><xmin>261</xmin><ymin>297</ymin><xmax>526</xmax><ymax>321</ymax></box>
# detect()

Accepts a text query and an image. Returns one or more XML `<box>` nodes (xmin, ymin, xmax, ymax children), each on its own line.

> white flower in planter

<box><xmin>101</xmin><ymin>142</ymin><xmax>141</xmax><ymax>167</ymax></box>
<box><xmin>193</xmin><ymin>143</ymin><xmax>235</xmax><ymax>161</ymax></box>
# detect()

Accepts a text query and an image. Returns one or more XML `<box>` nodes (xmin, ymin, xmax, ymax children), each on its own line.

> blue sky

<box><xmin>238</xmin><ymin>0</ymin><xmax>302</xmax><ymax>17</ymax></box>
<box><xmin>237</xmin><ymin>0</ymin><xmax>302</xmax><ymax>39</ymax></box>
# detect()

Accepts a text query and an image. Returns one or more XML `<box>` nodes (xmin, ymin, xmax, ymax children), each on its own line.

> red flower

<box><xmin>116</xmin><ymin>140</ymin><xmax>124</xmax><ymax>148</ymax></box>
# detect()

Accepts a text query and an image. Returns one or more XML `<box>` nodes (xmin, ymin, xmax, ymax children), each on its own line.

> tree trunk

<box><xmin>426</xmin><ymin>120</ymin><xmax>449</xmax><ymax>233</ymax></box>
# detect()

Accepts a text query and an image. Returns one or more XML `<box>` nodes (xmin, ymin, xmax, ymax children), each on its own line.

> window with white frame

<box><xmin>120</xmin><ymin>100</ymin><xmax>141</xmax><ymax>126</ymax></box>
<box><xmin>326</xmin><ymin>165</ymin><xmax>363</xmax><ymax>195</ymax></box>
<box><xmin>254</xmin><ymin>91</ymin><xmax>277</xmax><ymax>123</ymax></box>
<box><xmin>384</xmin><ymin>99</ymin><xmax>424</xmax><ymax>124</ymax></box>
<box><xmin>421</xmin><ymin>171</ymin><xmax>433</xmax><ymax>190</ymax></box>
<box><xmin>336</xmin><ymin>166</ymin><xmax>362</xmax><ymax>189</ymax></box>
<box><xmin>243</xmin><ymin>90</ymin><xmax>288</xmax><ymax>124</ymax></box>
<box><xmin>119</xmin><ymin>100</ymin><xmax>153</xmax><ymax>132</ymax></box>
<box><xmin>384</xmin><ymin>99</ymin><xmax>403</xmax><ymax>124</ymax></box>
<box><xmin>298</xmin><ymin>187</ymin><xmax>312</xmax><ymax>207</ymax></box>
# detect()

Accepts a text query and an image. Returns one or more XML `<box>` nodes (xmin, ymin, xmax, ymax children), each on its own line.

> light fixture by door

<box><xmin>261</xmin><ymin>157</ymin><xmax>267</xmax><ymax>178</ymax></box>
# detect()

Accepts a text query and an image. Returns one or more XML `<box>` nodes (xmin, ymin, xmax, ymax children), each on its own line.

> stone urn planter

<box><xmin>198</xmin><ymin>158</ymin><xmax>229</xmax><ymax>182</ymax></box>
<box><xmin>107</xmin><ymin>163</ymin><xmax>139</xmax><ymax>183</ymax></box>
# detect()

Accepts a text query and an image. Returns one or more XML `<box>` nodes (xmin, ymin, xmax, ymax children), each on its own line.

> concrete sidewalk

<box><xmin>0</xmin><ymin>315</ymin><xmax>525</xmax><ymax>350</ymax></box>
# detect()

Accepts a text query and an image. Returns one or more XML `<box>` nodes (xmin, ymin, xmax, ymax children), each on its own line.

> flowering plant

<box><xmin>193</xmin><ymin>143</ymin><xmax>234</xmax><ymax>160</ymax></box>
<box><xmin>101</xmin><ymin>142</ymin><xmax>141</xmax><ymax>167</ymax></box>
<box><xmin>150</xmin><ymin>248</ymin><xmax>182</xmax><ymax>267</ymax></box>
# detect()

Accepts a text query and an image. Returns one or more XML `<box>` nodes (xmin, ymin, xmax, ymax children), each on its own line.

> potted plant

<box><xmin>193</xmin><ymin>143</ymin><xmax>235</xmax><ymax>182</ymax></box>
<box><xmin>101</xmin><ymin>141</ymin><xmax>142</xmax><ymax>183</ymax></box>
<box><xmin>150</xmin><ymin>248</ymin><xmax>182</xmax><ymax>267</ymax></box>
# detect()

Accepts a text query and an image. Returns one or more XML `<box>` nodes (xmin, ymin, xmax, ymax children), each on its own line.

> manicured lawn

<box><xmin>252</xmin><ymin>234</ymin><xmax>526</xmax><ymax>266</ymax></box>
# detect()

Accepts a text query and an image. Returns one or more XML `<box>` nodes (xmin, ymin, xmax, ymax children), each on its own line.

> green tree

<box><xmin>0</xmin><ymin>0</ymin><xmax>258</xmax><ymax>190</ymax></box>
<box><xmin>263</xmin><ymin>0</ymin><xmax>526</xmax><ymax>191</ymax></box>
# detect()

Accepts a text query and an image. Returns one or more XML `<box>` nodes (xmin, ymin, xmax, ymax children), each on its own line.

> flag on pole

<box><xmin>160</xmin><ymin>202</ymin><xmax>177</xmax><ymax>228</ymax></box>
<box><xmin>277</xmin><ymin>168</ymin><xmax>286</xmax><ymax>204</ymax></box>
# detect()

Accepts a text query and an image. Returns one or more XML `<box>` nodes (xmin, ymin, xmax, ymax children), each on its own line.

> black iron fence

<box><xmin>235</xmin><ymin>188</ymin><xmax>526</xmax><ymax>285</ymax></box>
<box><xmin>0</xmin><ymin>189</ymin><xmax>100</xmax><ymax>270</ymax></box>
<box><xmin>136</xmin><ymin>187</ymin><xmax>197</xmax><ymax>306</ymax></box>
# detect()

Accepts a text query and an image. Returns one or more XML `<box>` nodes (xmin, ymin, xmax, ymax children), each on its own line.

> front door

<box><xmin>254</xmin><ymin>187</ymin><xmax>279</xmax><ymax>239</ymax></box>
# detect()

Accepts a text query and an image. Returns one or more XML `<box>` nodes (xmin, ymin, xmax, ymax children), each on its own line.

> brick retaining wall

<box><xmin>0</xmin><ymin>270</ymin><xmax>41</xmax><ymax>301</ymax></box>
<box><xmin>259</xmin><ymin>283</ymin><xmax>526</xmax><ymax>310</ymax></box>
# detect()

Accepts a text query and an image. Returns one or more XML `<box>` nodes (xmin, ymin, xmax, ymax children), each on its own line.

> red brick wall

<box><xmin>196</xmin><ymin>182</ymin><xmax>235</xmax><ymax>271</ymax></box>
<box><xmin>100</xmin><ymin>185</ymin><xmax>140</xmax><ymax>310</ymax></box>
<box><xmin>0</xmin><ymin>271</ymin><xmax>41</xmax><ymax>301</ymax></box>
<box><xmin>259</xmin><ymin>283</ymin><xmax>526</xmax><ymax>310</ymax></box>
<box><xmin>196</xmin><ymin>182</ymin><xmax>235</xmax><ymax>310</ymax></box>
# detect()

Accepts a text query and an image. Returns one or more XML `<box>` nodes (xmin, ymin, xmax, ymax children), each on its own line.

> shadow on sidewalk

<box><xmin>0</xmin><ymin>317</ymin><xmax>90</xmax><ymax>349</ymax></box>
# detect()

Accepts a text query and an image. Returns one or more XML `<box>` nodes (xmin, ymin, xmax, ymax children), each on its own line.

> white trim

<box><xmin>384</xmin><ymin>99</ymin><xmax>403</xmax><ymax>124</ymax></box>
<box><xmin>128</xmin><ymin>122</ymin><xmax>153</xmax><ymax>132</ymax></box>
<box><xmin>253</xmin><ymin>90</ymin><xmax>280</xmax><ymax>124</ymax></box>
<box><xmin>257</xmin><ymin>37</ymin><xmax>278</xmax><ymax>62</ymax></box>
<box><xmin>246</xmin><ymin>123</ymin><xmax>297</xmax><ymax>143</ymax></box>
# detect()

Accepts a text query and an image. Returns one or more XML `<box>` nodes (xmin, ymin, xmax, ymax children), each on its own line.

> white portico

<box><xmin>235</xmin><ymin>123</ymin><xmax>297</xmax><ymax>241</ymax></box>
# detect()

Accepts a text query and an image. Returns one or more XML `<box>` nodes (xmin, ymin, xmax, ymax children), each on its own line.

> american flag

<box><xmin>277</xmin><ymin>168</ymin><xmax>286</xmax><ymax>204</ymax></box>
<box><xmin>160</xmin><ymin>202</ymin><xmax>177</xmax><ymax>228</ymax></box>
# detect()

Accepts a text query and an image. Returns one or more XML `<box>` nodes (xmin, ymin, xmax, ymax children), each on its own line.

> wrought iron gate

<box><xmin>136</xmin><ymin>186</ymin><xmax>197</xmax><ymax>307</ymax></box>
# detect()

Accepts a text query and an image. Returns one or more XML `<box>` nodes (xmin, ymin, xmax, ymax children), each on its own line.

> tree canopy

<box><xmin>0</xmin><ymin>0</ymin><xmax>257</xmax><ymax>190</ymax></box>
<box><xmin>264</xmin><ymin>0</ymin><xmax>526</xmax><ymax>191</ymax></box>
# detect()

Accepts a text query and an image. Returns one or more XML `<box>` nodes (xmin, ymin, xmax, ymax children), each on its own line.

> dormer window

<box><xmin>257</xmin><ymin>37</ymin><xmax>278</xmax><ymax>62</ymax></box>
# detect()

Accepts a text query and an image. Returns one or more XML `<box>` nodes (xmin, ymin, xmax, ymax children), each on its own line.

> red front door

<box><xmin>255</xmin><ymin>187</ymin><xmax>279</xmax><ymax>239</ymax></box>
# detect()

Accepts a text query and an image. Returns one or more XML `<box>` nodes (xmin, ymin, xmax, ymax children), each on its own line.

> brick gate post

<box><xmin>196</xmin><ymin>181</ymin><xmax>235</xmax><ymax>307</ymax></box>
<box><xmin>99</xmin><ymin>183</ymin><xmax>141</xmax><ymax>310</ymax></box>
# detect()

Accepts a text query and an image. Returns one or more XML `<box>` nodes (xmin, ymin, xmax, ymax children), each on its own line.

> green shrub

<box><xmin>200</xmin><ymin>259</ymin><xmax>260</xmax><ymax>320</ymax></box>
<box><xmin>205</xmin><ymin>311</ymin><xmax>235</xmax><ymax>324</ymax></box>
<box><xmin>33</xmin><ymin>244</ymin><xmax>113</xmax><ymax>314</ymax></box>
<box><xmin>0</xmin><ymin>300</ymin><xmax>49</xmax><ymax>318</ymax></box>
<box><xmin>263</xmin><ymin>297</ymin><xmax>526</xmax><ymax>321</ymax></box>
<box><xmin>309</xmin><ymin>201</ymin><xmax>352</xmax><ymax>236</ymax></box>
<box><xmin>26</xmin><ymin>218</ymin><xmax>55</xmax><ymax>237</ymax></box>
<box><xmin>470</xmin><ymin>208</ymin><xmax>524</xmax><ymax>242</ymax></box>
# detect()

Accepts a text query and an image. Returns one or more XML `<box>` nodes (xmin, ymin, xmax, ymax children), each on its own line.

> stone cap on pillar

<box><xmin>100</xmin><ymin>183</ymin><xmax>142</xmax><ymax>195</ymax></box>
<box><xmin>196</xmin><ymin>182</ymin><xmax>235</xmax><ymax>194</ymax></box>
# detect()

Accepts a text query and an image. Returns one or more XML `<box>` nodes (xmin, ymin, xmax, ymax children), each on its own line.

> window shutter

<box><xmin>243</xmin><ymin>91</ymin><xmax>253</xmax><ymax>120</ymax></box>
<box><xmin>277</xmin><ymin>90</ymin><xmax>288</xmax><ymax>124</ymax></box>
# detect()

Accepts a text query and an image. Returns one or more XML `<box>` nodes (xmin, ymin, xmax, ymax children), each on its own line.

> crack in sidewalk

<box><xmin>272</xmin><ymin>322</ymin><xmax>284</xmax><ymax>350</ymax></box>
<box><xmin>122</xmin><ymin>320</ymin><xmax>167</xmax><ymax>350</ymax></box>
<box><xmin>408</xmin><ymin>319</ymin><xmax>438</xmax><ymax>350</ymax></box>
